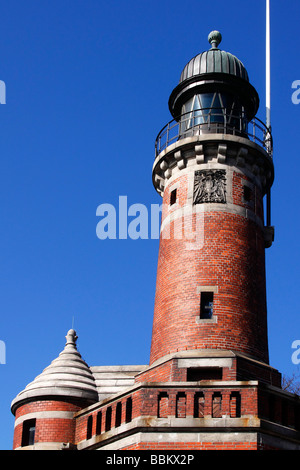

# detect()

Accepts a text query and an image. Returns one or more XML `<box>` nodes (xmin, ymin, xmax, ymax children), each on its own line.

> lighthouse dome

<box><xmin>168</xmin><ymin>31</ymin><xmax>258</xmax><ymax>120</ymax></box>
<box><xmin>179</xmin><ymin>31</ymin><xmax>249</xmax><ymax>84</ymax></box>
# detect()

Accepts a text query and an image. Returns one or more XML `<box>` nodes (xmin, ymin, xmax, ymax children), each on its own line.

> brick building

<box><xmin>11</xmin><ymin>31</ymin><xmax>300</xmax><ymax>450</ymax></box>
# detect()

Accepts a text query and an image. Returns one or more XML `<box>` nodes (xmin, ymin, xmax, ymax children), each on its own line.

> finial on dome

<box><xmin>208</xmin><ymin>30</ymin><xmax>222</xmax><ymax>49</ymax></box>
<box><xmin>65</xmin><ymin>329</ymin><xmax>78</xmax><ymax>346</ymax></box>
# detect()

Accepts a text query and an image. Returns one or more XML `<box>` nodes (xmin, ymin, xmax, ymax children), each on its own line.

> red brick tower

<box><xmin>150</xmin><ymin>30</ymin><xmax>273</xmax><ymax>367</ymax></box>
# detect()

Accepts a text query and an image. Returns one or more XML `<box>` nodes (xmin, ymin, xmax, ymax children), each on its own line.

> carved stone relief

<box><xmin>193</xmin><ymin>169</ymin><xmax>226</xmax><ymax>204</ymax></box>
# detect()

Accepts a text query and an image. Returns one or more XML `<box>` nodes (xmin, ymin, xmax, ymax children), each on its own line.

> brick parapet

<box><xmin>74</xmin><ymin>379</ymin><xmax>300</xmax><ymax>450</ymax></box>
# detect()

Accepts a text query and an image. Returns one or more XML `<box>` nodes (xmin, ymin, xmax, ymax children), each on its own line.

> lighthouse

<box><xmin>11</xmin><ymin>32</ymin><xmax>300</xmax><ymax>451</ymax></box>
<box><xmin>150</xmin><ymin>30</ymin><xmax>273</xmax><ymax>367</ymax></box>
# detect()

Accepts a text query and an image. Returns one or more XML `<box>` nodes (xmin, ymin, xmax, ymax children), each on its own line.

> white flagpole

<box><xmin>266</xmin><ymin>0</ymin><xmax>271</xmax><ymax>227</ymax></box>
<box><xmin>266</xmin><ymin>0</ymin><xmax>271</xmax><ymax>129</ymax></box>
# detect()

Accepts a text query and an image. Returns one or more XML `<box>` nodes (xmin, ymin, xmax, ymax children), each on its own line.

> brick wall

<box><xmin>150</xmin><ymin>167</ymin><xmax>269</xmax><ymax>365</ymax></box>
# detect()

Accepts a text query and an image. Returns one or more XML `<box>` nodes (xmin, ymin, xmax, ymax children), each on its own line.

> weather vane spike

<box><xmin>266</xmin><ymin>0</ymin><xmax>271</xmax><ymax>130</ymax></box>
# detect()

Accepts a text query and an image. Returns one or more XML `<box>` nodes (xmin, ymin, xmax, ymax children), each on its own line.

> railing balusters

<box><xmin>155</xmin><ymin>109</ymin><xmax>272</xmax><ymax>157</ymax></box>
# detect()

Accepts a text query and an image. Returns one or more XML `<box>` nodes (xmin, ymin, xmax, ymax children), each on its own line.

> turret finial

<box><xmin>208</xmin><ymin>30</ymin><xmax>222</xmax><ymax>49</ymax></box>
<box><xmin>65</xmin><ymin>329</ymin><xmax>78</xmax><ymax>347</ymax></box>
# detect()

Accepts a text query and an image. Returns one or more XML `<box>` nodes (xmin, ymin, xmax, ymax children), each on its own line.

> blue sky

<box><xmin>0</xmin><ymin>0</ymin><xmax>299</xmax><ymax>450</ymax></box>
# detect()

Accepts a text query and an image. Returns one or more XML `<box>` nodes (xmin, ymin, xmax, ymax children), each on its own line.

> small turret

<box><xmin>11</xmin><ymin>329</ymin><xmax>98</xmax><ymax>450</ymax></box>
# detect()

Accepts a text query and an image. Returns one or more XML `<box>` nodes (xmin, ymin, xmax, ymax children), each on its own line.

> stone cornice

<box><xmin>152</xmin><ymin>134</ymin><xmax>274</xmax><ymax>197</ymax></box>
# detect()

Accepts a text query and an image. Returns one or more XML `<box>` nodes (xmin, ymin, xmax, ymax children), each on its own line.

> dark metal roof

<box><xmin>179</xmin><ymin>49</ymin><xmax>249</xmax><ymax>83</ymax></box>
<box><xmin>179</xmin><ymin>31</ymin><xmax>249</xmax><ymax>84</ymax></box>
<box><xmin>168</xmin><ymin>32</ymin><xmax>258</xmax><ymax>121</ymax></box>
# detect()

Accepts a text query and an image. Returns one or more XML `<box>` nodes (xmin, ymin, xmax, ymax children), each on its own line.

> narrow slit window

<box><xmin>115</xmin><ymin>402</ymin><xmax>122</xmax><ymax>428</ymax></box>
<box><xmin>96</xmin><ymin>411</ymin><xmax>102</xmax><ymax>435</ymax></box>
<box><xmin>243</xmin><ymin>185</ymin><xmax>252</xmax><ymax>202</ymax></box>
<box><xmin>212</xmin><ymin>392</ymin><xmax>222</xmax><ymax>418</ymax></box>
<box><xmin>230</xmin><ymin>392</ymin><xmax>241</xmax><ymax>418</ymax></box>
<box><xmin>175</xmin><ymin>392</ymin><xmax>186</xmax><ymax>418</ymax></box>
<box><xmin>125</xmin><ymin>397</ymin><xmax>132</xmax><ymax>423</ymax></box>
<box><xmin>170</xmin><ymin>188</ymin><xmax>177</xmax><ymax>206</ymax></box>
<box><xmin>87</xmin><ymin>415</ymin><xmax>93</xmax><ymax>439</ymax></box>
<box><xmin>105</xmin><ymin>407</ymin><xmax>112</xmax><ymax>432</ymax></box>
<box><xmin>200</xmin><ymin>292</ymin><xmax>214</xmax><ymax>319</ymax></box>
<box><xmin>158</xmin><ymin>392</ymin><xmax>169</xmax><ymax>418</ymax></box>
<box><xmin>193</xmin><ymin>392</ymin><xmax>205</xmax><ymax>418</ymax></box>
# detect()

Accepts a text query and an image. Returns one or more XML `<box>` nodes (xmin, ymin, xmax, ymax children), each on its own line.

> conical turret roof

<box><xmin>11</xmin><ymin>329</ymin><xmax>98</xmax><ymax>414</ymax></box>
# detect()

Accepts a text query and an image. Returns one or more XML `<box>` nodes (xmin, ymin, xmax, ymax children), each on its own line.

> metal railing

<box><xmin>155</xmin><ymin>108</ymin><xmax>273</xmax><ymax>158</ymax></box>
